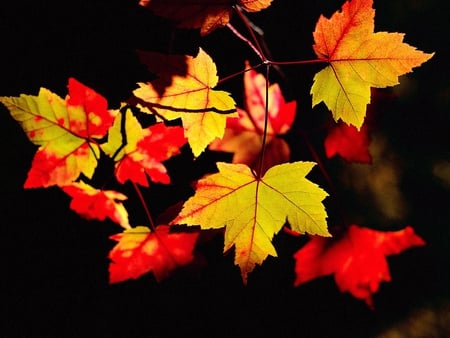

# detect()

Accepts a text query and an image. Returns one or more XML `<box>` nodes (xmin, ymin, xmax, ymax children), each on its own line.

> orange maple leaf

<box><xmin>139</xmin><ymin>0</ymin><xmax>272</xmax><ymax>36</ymax></box>
<box><xmin>294</xmin><ymin>224</ymin><xmax>426</xmax><ymax>308</ymax></box>
<box><xmin>173</xmin><ymin>161</ymin><xmax>329</xmax><ymax>283</ymax></box>
<box><xmin>210</xmin><ymin>62</ymin><xmax>296</xmax><ymax>173</ymax></box>
<box><xmin>310</xmin><ymin>0</ymin><xmax>434</xmax><ymax>129</ymax></box>
<box><xmin>133</xmin><ymin>48</ymin><xmax>237</xmax><ymax>157</ymax></box>
<box><xmin>102</xmin><ymin>108</ymin><xmax>187</xmax><ymax>187</ymax></box>
<box><xmin>0</xmin><ymin>78</ymin><xmax>117</xmax><ymax>188</ymax></box>
<box><xmin>62</xmin><ymin>181</ymin><xmax>130</xmax><ymax>229</ymax></box>
<box><xmin>109</xmin><ymin>225</ymin><xmax>199</xmax><ymax>283</ymax></box>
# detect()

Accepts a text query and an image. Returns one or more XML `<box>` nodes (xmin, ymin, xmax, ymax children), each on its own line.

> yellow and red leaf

<box><xmin>0</xmin><ymin>78</ymin><xmax>117</xmax><ymax>187</ymax></box>
<box><xmin>310</xmin><ymin>0</ymin><xmax>433</xmax><ymax>129</ymax></box>
<box><xmin>210</xmin><ymin>63</ymin><xmax>296</xmax><ymax>173</ymax></box>
<box><xmin>109</xmin><ymin>225</ymin><xmax>199</xmax><ymax>283</ymax></box>
<box><xmin>62</xmin><ymin>181</ymin><xmax>130</xmax><ymax>229</ymax></box>
<box><xmin>102</xmin><ymin>108</ymin><xmax>187</xmax><ymax>187</ymax></box>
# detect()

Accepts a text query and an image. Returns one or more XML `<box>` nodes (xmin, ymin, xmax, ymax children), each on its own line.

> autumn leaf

<box><xmin>109</xmin><ymin>225</ymin><xmax>199</xmax><ymax>283</ymax></box>
<box><xmin>310</xmin><ymin>0</ymin><xmax>434</xmax><ymax>129</ymax></box>
<box><xmin>133</xmin><ymin>48</ymin><xmax>237</xmax><ymax>157</ymax></box>
<box><xmin>173</xmin><ymin>161</ymin><xmax>329</xmax><ymax>283</ymax></box>
<box><xmin>324</xmin><ymin>122</ymin><xmax>371</xmax><ymax>163</ymax></box>
<box><xmin>209</xmin><ymin>62</ymin><xmax>296</xmax><ymax>173</ymax></box>
<box><xmin>294</xmin><ymin>224</ymin><xmax>426</xmax><ymax>308</ymax></box>
<box><xmin>0</xmin><ymin>78</ymin><xmax>116</xmax><ymax>187</ymax></box>
<box><xmin>102</xmin><ymin>108</ymin><xmax>186</xmax><ymax>186</ymax></box>
<box><xmin>62</xmin><ymin>181</ymin><xmax>130</xmax><ymax>229</ymax></box>
<box><xmin>139</xmin><ymin>0</ymin><xmax>272</xmax><ymax>36</ymax></box>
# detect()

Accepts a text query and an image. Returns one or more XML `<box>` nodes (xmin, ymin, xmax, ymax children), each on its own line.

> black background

<box><xmin>1</xmin><ymin>1</ymin><xmax>449</xmax><ymax>337</ymax></box>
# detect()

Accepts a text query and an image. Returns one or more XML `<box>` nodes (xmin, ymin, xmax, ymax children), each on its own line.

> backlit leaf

<box><xmin>62</xmin><ymin>181</ymin><xmax>130</xmax><ymax>229</ymax></box>
<box><xmin>324</xmin><ymin>122</ymin><xmax>371</xmax><ymax>163</ymax></box>
<box><xmin>0</xmin><ymin>78</ymin><xmax>116</xmax><ymax>187</ymax></box>
<box><xmin>109</xmin><ymin>225</ymin><xmax>199</xmax><ymax>283</ymax></box>
<box><xmin>310</xmin><ymin>0</ymin><xmax>434</xmax><ymax>129</ymax></box>
<box><xmin>173</xmin><ymin>161</ymin><xmax>329</xmax><ymax>283</ymax></box>
<box><xmin>210</xmin><ymin>62</ymin><xmax>296</xmax><ymax>173</ymax></box>
<box><xmin>294</xmin><ymin>224</ymin><xmax>426</xmax><ymax>308</ymax></box>
<box><xmin>133</xmin><ymin>48</ymin><xmax>237</xmax><ymax>157</ymax></box>
<box><xmin>102</xmin><ymin>108</ymin><xmax>187</xmax><ymax>186</ymax></box>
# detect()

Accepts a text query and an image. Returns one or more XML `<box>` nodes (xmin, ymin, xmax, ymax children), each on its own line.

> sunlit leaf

<box><xmin>0</xmin><ymin>78</ymin><xmax>116</xmax><ymax>187</ymax></box>
<box><xmin>62</xmin><ymin>181</ymin><xmax>130</xmax><ymax>229</ymax></box>
<box><xmin>210</xmin><ymin>62</ymin><xmax>296</xmax><ymax>173</ymax></box>
<box><xmin>133</xmin><ymin>48</ymin><xmax>237</xmax><ymax>157</ymax></box>
<box><xmin>173</xmin><ymin>161</ymin><xmax>329</xmax><ymax>283</ymax></box>
<box><xmin>102</xmin><ymin>108</ymin><xmax>187</xmax><ymax>186</ymax></box>
<box><xmin>109</xmin><ymin>225</ymin><xmax>199</xmax><ymax>283</ymax></box>
<box><xmin>310</xmin><ymin>0</ymin><xmax>433</xmax><ymax>129</ymax></box>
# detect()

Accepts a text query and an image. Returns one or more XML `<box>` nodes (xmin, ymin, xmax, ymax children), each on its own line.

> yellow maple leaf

<box><xmin>172</xmin><ymin>161</ymin><xmax>330</xmax><ymax>283</ymax></box>
<box><xmin>310</xmin><ymin>0</ymin><xmax>434</xmax><ymax>129</ymax></box>
<box><xmin>133</xmin><ymin>48</ymin><xmax>237</xmax><ymax>157</ymax></box>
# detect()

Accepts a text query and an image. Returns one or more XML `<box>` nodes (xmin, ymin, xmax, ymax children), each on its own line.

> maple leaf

<box><xmin>324</xmin><ymin>122</ymin><xmax>371</xmax><ymax>163</ymax></box>
<box><xmin>310</xmin><ymin>0</ymin><xmax>434</xmax><ymax>129</ymax></box>
<box><xmin>0</xmin><ymin>78</ymin><xmax>116</xmax><ymax>188</ymax></box>
<box><xmin>209</xmin><ymin>62</ymin><xmax>296</xmax><ymax>173</ymax></box>
<box><xmin>62</xmin><ymin>181</ymin><xmax>130</xmax><ymax>229</ymax></box>
<box><xmin>109</xmin><ymin>225</ymin><xmax>199</xmax><ymax>283</ymax></box>
<box><xmin>133</xmin><ymin>48</ymin><xmax>237</xmax><ymax>157</ymax></box>
<box><xmin>102</xmin><ymin>108</ymin><xmax>186</xmax><ymax>186</ymax></box>
<box><xmin>173</xmin><ymin>161</ymin><xmax>330</xmax><ymax>283</ymax></box>
<box><xmin>139</xmin><ymin>0</ymin><xmax>272</xmax><ymax>36</ymax></box>
<box><xmin>294</xmin><ymin>224</ymin><xmax>426</xmax><ymax>308</ymax></box>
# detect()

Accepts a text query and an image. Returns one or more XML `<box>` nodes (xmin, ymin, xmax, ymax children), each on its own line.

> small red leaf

<box><xmin>109</xmin><ymin>225</ymin><xmax>199</xmax><ymax>283</ymax></box>
<box><xmin>324</xmin><ymin>123</ymin><xmax>372</xmax><ymax>163</ymax></box>
<box><xmin>115</xmin><ymin>123</ymin><xmax>186</xmax><ymax>186</ymax></box>
<box><xmin>294</xmin><ymin>225</ymin><xmax>425</xmax><ymax>308</ymax></box>
<box><xmin>210</xmin><ymin>63</ymin><xmax>296</xmax><ymax>173</ymax></box>
<box><xmin>62</xmin><ymin>181</ymin><xmax>130</xmax><ymax>229</ymax></box>
<box><xmin>102</xmin><ymin>109</ymin><xmax>187</xmax><ymax>187</ymax></box>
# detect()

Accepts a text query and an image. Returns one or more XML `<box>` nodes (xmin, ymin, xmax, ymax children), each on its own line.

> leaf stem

<box><xmin>232</xmin><ymin>6</ymin><xmax>267</xmax><ymax>62</ymax></box>
<box><xmin>227</xmin><ymin>23</ymin><xmax>265</xmax><ymax>61</ymax></box>
<box><xmin>132</xmin><ymin>181</ymin><xmax>156</xmax><ymax>231</ymax></box>
<box><xmin>270</xmin><ymin>59</ymin><xmax>328</xmax><ymax>66</ymax></box>
<box><xmin>256</xmin><ymin>63</ymin><xmax>271</xmax><ymax>178</ymax></box>
<box><xmin>217</xmin><ymin>62</ymin><xmax>264</xmax><ymax>85</ymax></box>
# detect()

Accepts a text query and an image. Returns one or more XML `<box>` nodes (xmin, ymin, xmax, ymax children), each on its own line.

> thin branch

<box><xmin>132</xmin><ymin>181</ymin><xmax>156</xmax><ymax>231</ymax></box>
<box><xmin>256</xmin><ymin>63</ymin><xmax>271</xmax><ymax>178</ymax></box>
<box><xmin>232</xmin><ymin>6</ymin><xmax>268</xmax><ymax>63</ymax></box>
<box><xmin>227</xmin><ymin>23</ymin><xmax>265</xmax><ymax>61</ymax></box>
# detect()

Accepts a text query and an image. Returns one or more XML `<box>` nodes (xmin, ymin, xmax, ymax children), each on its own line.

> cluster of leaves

<box><xmin>0</xmin><ymin>0</ymin><xmax>433</xmax><ymax>307</ymax></box>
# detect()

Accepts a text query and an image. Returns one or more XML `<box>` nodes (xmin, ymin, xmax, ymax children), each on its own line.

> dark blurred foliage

<box><xmin>0</xmin><ymin>1</ymin><xmax>448</xmax><ymax>337</ymax></box>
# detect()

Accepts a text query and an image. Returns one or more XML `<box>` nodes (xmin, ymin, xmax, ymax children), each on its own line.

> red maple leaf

<box><xmin>324</xmin><ymin>122</ymin><xmax>372</xmax><ymax>163</ymax></box>
<box><xmin>210</xmin><ymin>63</ymin><xmax>296</xmax><ymax>173</ymax></box>
<box><xmin>62</xmin><ymin>181</ymin><xmax>130</xmax><ymax>229</ymax></box>
<box><xmin>109</xmin><ymin>225</ymin><xmax>199</xmax><ymax>283</ymax></box>
<box><xmin>293</xmin><ymin>224</ymin><xmax>425</xmax><ymax>308</ymax></box>
<box><xmin>102</xmin><ymin>109</ymin><xmax>187</xmax><ymax>187</ymax></box>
